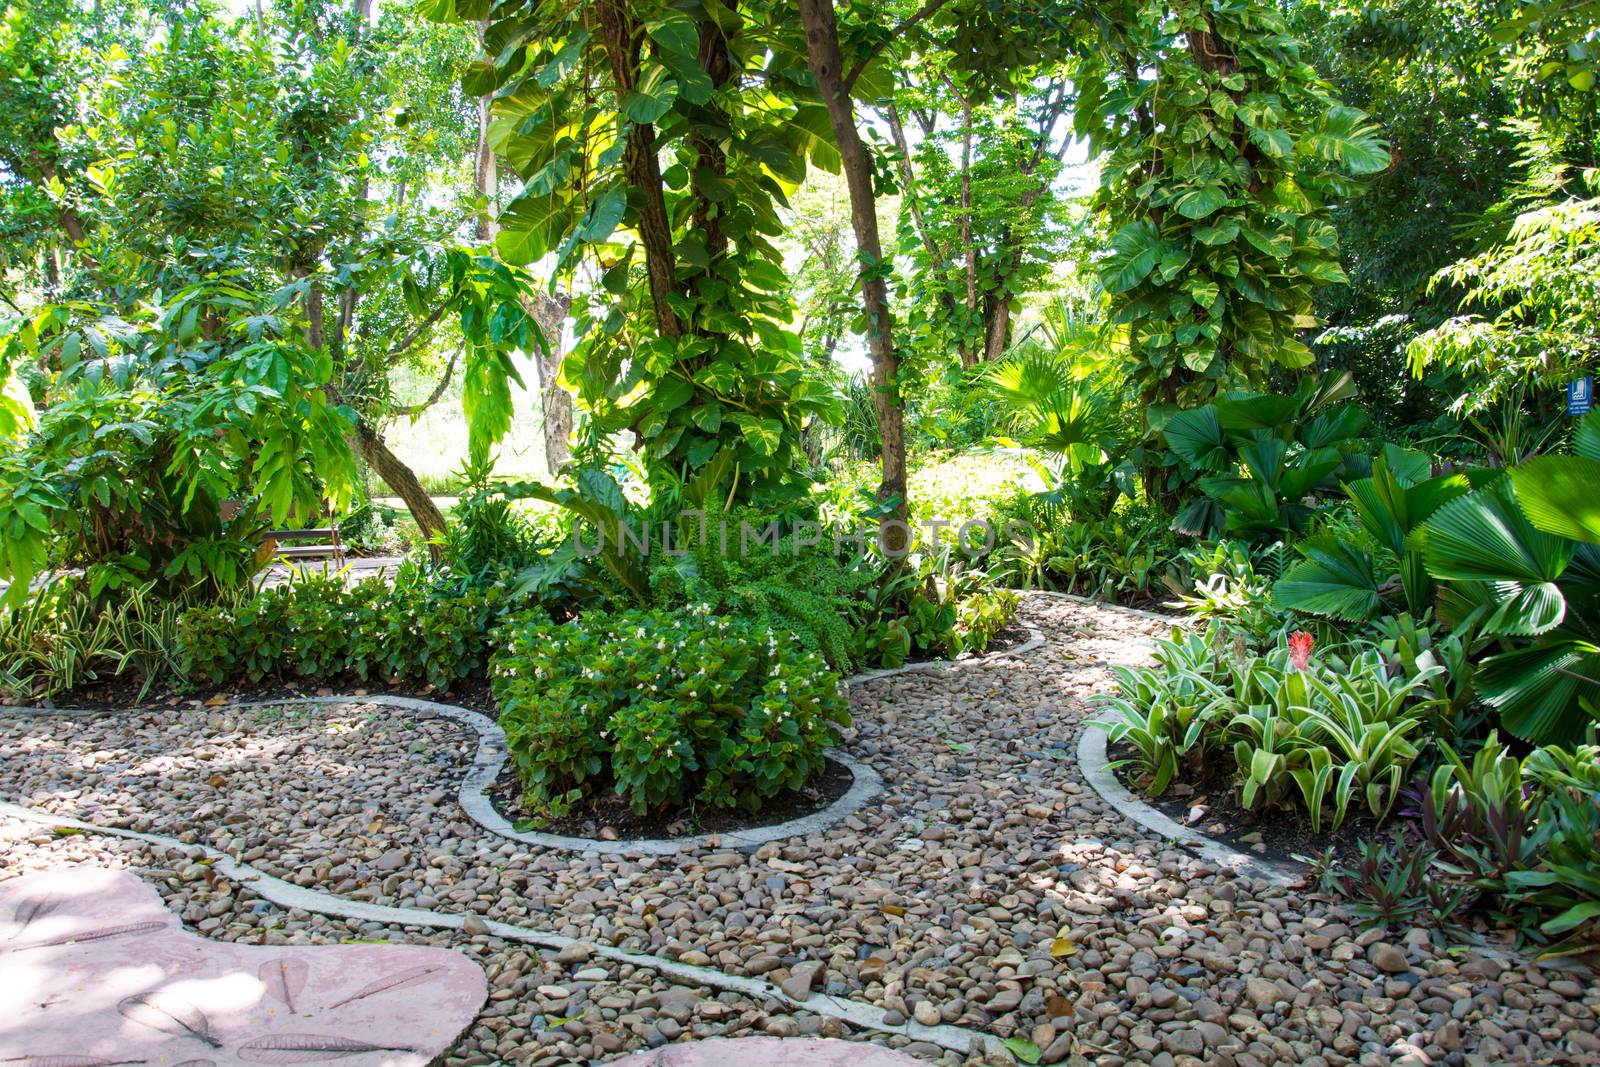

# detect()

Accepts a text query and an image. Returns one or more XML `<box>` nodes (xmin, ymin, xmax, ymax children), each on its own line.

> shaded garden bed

<box><xmin>486</xmin><ymin>753</ymin><xmax>857</xmax><ymax>843</ymax></box>
<box><xmin>1107</xmin><ymin>738</ymin><xmax>1384</xmax><ymax>871</ymax></box>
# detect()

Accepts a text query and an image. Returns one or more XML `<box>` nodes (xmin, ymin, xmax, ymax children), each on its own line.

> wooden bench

<box><xmin>264</xmin><ymin>524</ymin><xmax>346</xmax><ymax>565</ymax></box>
<box><xmin>222</xmin><ymin>499</ymin><xmax>347</xmax><ymax>566</ymax></box>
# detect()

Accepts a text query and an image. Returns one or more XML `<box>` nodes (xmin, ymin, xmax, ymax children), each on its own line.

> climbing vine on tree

<box><xmin>430</xmin><ymin>0</ymin><xmax>842</xmax><ymax>504</ymax></box>
<box><xmin>1086</xmin><ymin>0</ymin><xmax>1390</xmax><ymax>427</ymax></box>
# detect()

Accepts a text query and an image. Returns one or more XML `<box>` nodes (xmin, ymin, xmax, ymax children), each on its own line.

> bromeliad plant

<box><xmin>1097</xmin><ymin>621</ymin><xmax>1443</xmax><ymax>832</ymax></box>
<box><xmin>1225</xmin><ymin>644</ymin><xmax>1441</xmax><ymax>832</ymax></box>
<box><xmin>1097</xmin><ymin>624</ymin><xmax>1233</xmax><ymax>796</ymax></box>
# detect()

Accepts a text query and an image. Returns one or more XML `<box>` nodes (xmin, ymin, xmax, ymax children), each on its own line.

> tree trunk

<box><xmin>958</xmin><ymin>97</ymin><xmax>978</xmax><ymax>368</ymax></box>
<box><xmin>353</xmin><ymin>419</ymin><xmax>447</xmax><ymax>551</ymax></box>
<box><xmin>471</xmin><ymin>34</ymin><xmax>574</xmax><ymax>479</ymax></box>
<box><xmin>595</xmin><ymin>0</ymin><xmax>681</xmax><ymax>338</ymax></box>
<box><xmin>529</xmin><ymin>293</ymin><xmax>573</xmax><ymax>477</ymax></box>
<box><xmin>983</xmin><ymin>295</ymin><xmax>1011</xmax><ymax>362</ymax></box>
<box><xmin>797</xmin><ymin>0</ymin><xmax>908</xmax><ymax>550</ymax></box>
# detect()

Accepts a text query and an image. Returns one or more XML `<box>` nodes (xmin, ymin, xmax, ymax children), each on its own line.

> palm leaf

<box><xmin>1511</xmin><ymin>456</ymin><xmax>1600</xmax><ymax>544</ymax></box>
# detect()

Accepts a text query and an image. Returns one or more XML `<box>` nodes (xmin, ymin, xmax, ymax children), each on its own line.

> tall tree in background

<box><xmin>797</xmin><ymin>0</ymin><xmax>909</xmax><ymax>538</ymax></box>
<box><xmin>0</xmin><ymin>0</ymin><xmax>540</xmax><ymax>546</ymax></box>
<box><xmin>886</xmin><ymin>60</ymin><xmax>1074</xmax><ymax>367</ymax></box>
<box><xmin>441</xmin><ymin>0</ymin><xmax>841</xmax><ymax>505</ymax></box>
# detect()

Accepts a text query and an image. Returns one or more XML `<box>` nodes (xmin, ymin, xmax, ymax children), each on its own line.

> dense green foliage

<box><xmin>2</xmin><ymin>0</ymin><xmax>1598</xmax><ymax>939</ymax></box>
<box><xmin>175</xmin><ymin>569</ymin><xmax>513</xmax><ymax>691</ymax></box>
<box><xmin>1089</xmin><ymin>0</ymin><xmax>1390</xmax><ymax>418</ymax></box>
<box><xmin>492</xmin><ymin>605</ymin><xmax>850</xmax><ymax>815</ymax></box>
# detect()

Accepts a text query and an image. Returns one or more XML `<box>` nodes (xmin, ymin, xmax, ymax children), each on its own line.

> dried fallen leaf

<box><xmin>1050</xmin><ymin>936</ymin><xmax>1077</xmax><ymax>958</ymax></box>
<box><xmin>881</xmin><ymin>904</ymin><xmax>905</xmax><ymax>917</ymax></box>
<box><xmin>207</xmin><ymin>773</ymin><xmax>227</xmax><ymax>789</ymax></box>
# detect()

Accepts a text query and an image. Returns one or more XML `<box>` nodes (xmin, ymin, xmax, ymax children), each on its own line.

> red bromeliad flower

<box><xmin>1289</xmin><ymin>630</ymin><xmax>1314</xmax><ymax>672</ymax></box>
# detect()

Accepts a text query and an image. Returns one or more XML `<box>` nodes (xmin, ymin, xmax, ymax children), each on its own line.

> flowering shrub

<box><xmin>491</xmin><ymin>605</ymin><xmax>850</xmax><ymax>815</ymax></box>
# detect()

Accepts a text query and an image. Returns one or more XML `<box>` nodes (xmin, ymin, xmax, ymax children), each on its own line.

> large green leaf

<box><xmin>1102</xmin><ymin>221</ymin><xmax>1167</xmax><ymax>293</ymax></box>
<box><xmin>1421</xmin><ymin>479</ymin><xmax>1573</xmax><ymax>586</ymax></box>
<box><xmin>1274</xmin><ymin>536</ymin><xmax>1383</xmax><ymax>621</ymax></box>
<box><xmin>1300</xmin><ymin>106</ymin><xmax>1390</xmax><ymax>175</ymax></box>
<box><xmin>621</xmin><ymin>64</ymin><xmax>679</xmax><ymax>123</ymax></box>
<box><xmin>1214</xmin><ymin>392</ymin><xmax>1298</xmax><ymax>430</ymax></box>
<box><xmin>1476</xmin><ymin>639</ymin><xmax>1600</xmax><ymax>746</ymax></box>
<box><xmin>1511</xmin><ymin>456</ymin><xmax>1600</xmax><ymax>544</ymax></box>
<box><xmin>1172</xmin><ymin>185</ymin><xmax>1228</xmax><ymax>220</ymax></box>
<box><xmin>1299</xmin><ymin>404</ymin><xmax>1372</xmax><ymax>448</ymax></box>
<box><xmin>1576</xmin><ymin>412</ymin><xmax>1600</xmax><ymax>461</ymax></box>
<box><xmin>1162</xmin><ymin>405</ymin><xmax>1229</xmax><ymax>469</ymax></box>
<box><xmin>577</xmin><ymin>186</ymin><xmax>628</xmax><ymax>243</ymax></box>
<box><xmin>1278</xmin><ymin>446</ymin><xmax>1342</xmax><ymax>500</ymax></box>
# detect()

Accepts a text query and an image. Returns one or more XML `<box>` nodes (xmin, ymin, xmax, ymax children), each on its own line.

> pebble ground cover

<box><xmin>2</xmin><ymin>595</ymin><xmax>1596</xmax><ymax>1066</ymax></box>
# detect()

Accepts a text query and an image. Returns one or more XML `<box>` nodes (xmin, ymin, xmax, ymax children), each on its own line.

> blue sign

<box><xmin>1571</xmin><ymin>375</ymin><xmax>1594</xmax><ymax>416</ymax></box>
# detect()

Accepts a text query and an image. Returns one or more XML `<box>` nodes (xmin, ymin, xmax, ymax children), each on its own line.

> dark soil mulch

<box><xmin>1108</xmin><ymin>740</ymin><xmax>1389</xmax><ymax>872</ymax></box>
<box><xmin>486</xmin><ymin>754</ymin><xmax>856</xmax><ymax>843</ymax></box>
<box><xmin>969</xmin><ymin>620</ymin><xmax>1035</xmax><ymax>657</ymax></box>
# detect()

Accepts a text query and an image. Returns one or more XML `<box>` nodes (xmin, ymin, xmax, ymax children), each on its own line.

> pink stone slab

<box><xmin>607</xmin><ymin>1037</ymin><xmax>927</xmax><ymax>1066</ymax></box>
<box><xmin>0</xmin><ymin>866</ymin><xmax>487</xmax><ymax>1067</ymax></box>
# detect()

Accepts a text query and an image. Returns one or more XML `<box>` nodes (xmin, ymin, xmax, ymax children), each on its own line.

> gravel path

<box><xmin>2</xmin><ymin>595</ymin><xmax>1597</xmax><ymax>1066</ymax></box>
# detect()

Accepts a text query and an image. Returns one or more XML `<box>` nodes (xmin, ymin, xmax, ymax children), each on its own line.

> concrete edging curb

<box><xmin>0</xmin><ymin>801</ymin><xmax>1001</xmax><ymax>1056</ymax></box>
<box><xmin>1076</xmin><ymin>719</ymin><xmax>1300</xmax><ymax>886</ymax></box>
<box><xmin>1</xmin><ymin>623</ymin><xmax>1047</xmax><ymax>858</ymax></box>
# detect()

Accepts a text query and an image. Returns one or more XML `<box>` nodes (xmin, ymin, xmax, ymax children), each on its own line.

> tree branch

<box><xmin>383</xmin><ymin>301</ymin><xmax>450</xmax><ymax>366</ymax></box>
<box><xmin>883</xmin><ymin>102</ymin><xmax>945</xmax><ymax>264</ymax></box>
<box><xmin>840</xmin><ymin>0</ymin><xmax>953</xmax><ymax>96</ymax></box>
<box><xmin>391</xmin><ymin>347</ymin><xmax>461</xmax><ymax>418</ymax></box>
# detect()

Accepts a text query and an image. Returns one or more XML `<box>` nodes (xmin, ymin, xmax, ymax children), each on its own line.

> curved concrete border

<box><xmin>6</xmin><ymin>694</ymin><xmax>884</xmax><ymax>858</ymax></box>
<box><xmin>1076</xmin><ymin>720</ymin><xmax>1299</xmax><ymax>886</ymax></box>
<box><xmin>0</xmin><ymin>800</ymin><xmax>1000</xmax><ymax>1057</ymax></box>
<box><xmin>840</xmin><ymin>623</ymin><xmax>1045</xmax><ymax>686</ymax></box>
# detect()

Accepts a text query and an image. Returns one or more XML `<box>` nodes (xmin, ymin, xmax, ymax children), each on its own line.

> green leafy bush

<box><xmin>174</xmin><ymin>572</ymin><xmax>511</xmax><ymax>690</ymax></box>
<box><xmin>647</xmin><ymin>504</ymin><xmax>871</xmax><ymax>672</ymax></box>
<box><xmin>1164</xmin><ymin>539</ymin><xmax>1288</xmax><ymax>644</ymax></box>
<box><xmin>1414</xmin><ymin>734</ymin><xmax>1600</xmax><ymax>953</ymax></box>
<box><xmin>0</xmin><ymin>578</ymin><xmax>182</xmax><ymax>701</ymax></box>
<box><xmin>492</xmin><ymin>605</ymin><xmax>850</xmax><ymax>815</ymax></box>
<box><xmin>1225</xmin><ymin>644</ymin><xmax>1439</xmax><ymax>832</ymax></box>
<box><xmin>0</xmin><ymin>284</ymin><xmax>359</xmax><ymax>607</ymax></box>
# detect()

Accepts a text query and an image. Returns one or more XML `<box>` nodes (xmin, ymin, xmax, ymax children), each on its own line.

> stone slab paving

<box><xmin>0</xmin><ymin>866</ymin><xmax>485</xmax><ymax>1065</ymax></box>
<box><xmin>2</xmin><ymin>594</ymin><xmax>1598</xmax><ymax>1066</ymax></box>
